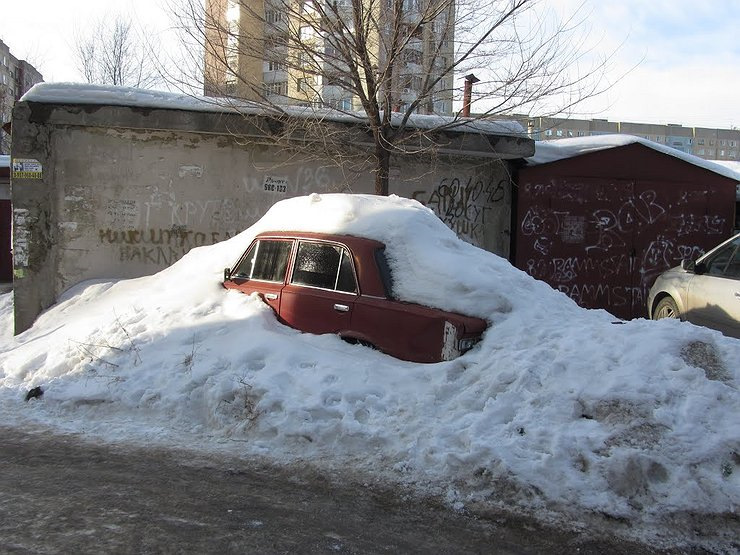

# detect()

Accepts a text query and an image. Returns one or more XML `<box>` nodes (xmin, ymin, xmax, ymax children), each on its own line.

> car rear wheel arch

<box><xmin>340</xmin><ymin>334</ymin><xmax>377</xmax><ymax>350</ymax></box>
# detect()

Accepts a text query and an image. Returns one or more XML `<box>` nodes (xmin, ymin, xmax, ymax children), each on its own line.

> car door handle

<box><xmin>333</xmin><ymin>303</ymin><xmax>350</xmax><ymax>312</ymax></box>
<box><xmin>264</xmin><ymin>293</ymin><xmax>278</xmax><ymax>300</ymax></box>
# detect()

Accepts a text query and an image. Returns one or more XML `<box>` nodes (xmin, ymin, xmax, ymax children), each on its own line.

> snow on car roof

<box><xmin>526</xmin><ymin>134</ymin><xmax>740</xmax><ymax>182</ymax></box>
<box><xmin>21</xmin><ymin>82</ymin><xmax>525</xmax><ymax>136</ymax></box>
<box><xmin>0</xmin><ymin>193</ymin><xmax>738</xmax><ymax>550</ymax></box>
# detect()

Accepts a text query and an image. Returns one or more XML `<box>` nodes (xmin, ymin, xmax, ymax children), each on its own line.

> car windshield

<box><xmin>233</xmin><ymin>240</ymin><xmax>292</xmax><ymax>282</ymax></box>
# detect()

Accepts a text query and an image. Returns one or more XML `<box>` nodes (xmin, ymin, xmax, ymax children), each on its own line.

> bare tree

<box><xmin>167</xmin><ymin>0</ymin><xmax>615</xmax><ymax>195</ymax></box>
<box><xmin>75</xmin><ymin>15</ymin><xmax>161</xmax><ymax>89</ymax></box>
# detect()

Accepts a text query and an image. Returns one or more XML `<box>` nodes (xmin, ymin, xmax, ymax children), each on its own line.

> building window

<box><xmin>297</xmin><ymin>76</ymin><xmax>315</xmax><ymax>92</ymax></box>
<box><xmin>698</xmin><ymin>138</ymin><xmax>705</xmax><ymax>145</ymax></box>
<box><xmin>267</xmin><ymin>60</ymin><xmax>285</xmax><ymax>71</ymax></box>
<box><xmin>545</xmin><ymin>129</ymin><xmax>553</xmax><ymax>137</ymax></box>
<box><xmin>402</xmin><ymin>49</ymin><xmax>422</xmax><ymax>65</ymax></box>
<box><xmin>720</xmin><ymin>149</ymin><xmax>726</xmax><ymax>156</ymax></box>
<box><xmin>731</xmin><ymin>140</ymin><xmax>736</xmax><ymax>147</ymax></box>
<box><xmin>730</xmin><ymin>151</ymin><xmax>737</xmax><ymax>158</ymax></box>
<box><xmin>264</xmin><ymin>81</ymin><xmax>288</xmax><ymax>96</ymax></box>
<box><xmin>577</xmin><ymin>131</ymin><xmax>585</xmax><ymax>137</ymax></box>
<box><xmin>265</xmin><ymin>10</ymin><xmax>283</xmax><ymax>23</ymax></box>
<box><xmin>338</xmin><ymin>98</ymin><xmax>352</xmax><ymax>111</ymax></box>
<box><xmin>266</xmin><ymin>33</ymin><xmax>289</xmax><ymax>49</ymax></box>
<box><xmin>556</xmin><ymin>129</ymin><xmax>563</xmax><ymax>137</ymax></box>
<box><xmin>721</xmin><ymin>140</ymin><xmax>727</xmax><ymax>146</ymax></box>
<box><xmin>710</xmin><ymin>139</ymin><xmax>715</xmax><ymax>146</ymax></box>
<box><xmin>697</xmin><ymin>148</ymin><xmax>705</xmax><ymax>155</ymax></box>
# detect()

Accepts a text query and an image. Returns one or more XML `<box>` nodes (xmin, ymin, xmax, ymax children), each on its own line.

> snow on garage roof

<box><xmin>21</xmin><ymin>82</ymin><xmax>525</xmax><ymax>136</ymax></box>
<box><xmin>526</xmin><ymin>134</ymin><xmax>740</xmax><ymax>182</ymax></box>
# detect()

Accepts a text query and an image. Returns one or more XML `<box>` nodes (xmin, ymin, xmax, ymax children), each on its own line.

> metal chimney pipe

<box><xmin>462</xmin><ymin>73</ymin><xmax>480</xmax><ymax>117</ymax></box>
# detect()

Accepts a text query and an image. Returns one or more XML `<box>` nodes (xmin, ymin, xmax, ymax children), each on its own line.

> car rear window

<box><xmin>291</xmin><ymin>241</ymin><xmax>357</xmax><ymax>293</ymax></box>
<box><xmin>233</xmin><ymin>240</ymin><xmax>292</xmax><ymax>282</ymax></box>
<box><xmin>374</xmin><ymin>247</ymin><xmax>395</xmax><ymax>298</ymax></box>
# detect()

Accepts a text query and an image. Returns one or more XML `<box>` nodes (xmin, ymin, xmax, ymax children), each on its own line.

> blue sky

<box><xmin>1</xmin><ymin>0</ymin><xmax>738</xmax><ymax>129</ymax></box>
<box><xmin>568</xmin><ymin>0</ymin><xmax>740</xmax><ymax>127</ymax></box>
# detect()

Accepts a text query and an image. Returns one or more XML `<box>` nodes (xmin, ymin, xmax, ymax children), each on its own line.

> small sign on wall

<box><xmin>12</xmin><ymin>158</ymin><xmax>43</xmax><ymax>179</ymax></box>
<box><xmin>263</xmin><ymin>175</ymin><xmax>288</xmax><ymax>194</ymax></box>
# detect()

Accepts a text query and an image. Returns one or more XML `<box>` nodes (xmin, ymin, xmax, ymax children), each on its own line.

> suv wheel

<box><xmin>653</xmin><ymin>296</ymin><xmax>680</xmax><ymax>320</ymax></box>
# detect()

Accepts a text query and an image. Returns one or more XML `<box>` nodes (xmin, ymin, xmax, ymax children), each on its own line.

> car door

<box><xmin>226</xmin><ymin>239</ymin><xmax>294</xmax><ymax>313</ymax></box>
<box><xmin>279</xmin><ymin>240</ymin><xmax>358</xmax><ymax>335</ymax></box>
<box><xmin>686</xmin><ymin>235</ymin><xmax>740</xmax><ymax>338</ymax></box>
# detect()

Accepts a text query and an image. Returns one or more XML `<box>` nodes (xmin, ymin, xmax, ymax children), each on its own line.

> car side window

<box><xmin>722</xmin><ymin>238</ymin><xmax>740</xmax><ymax>279</ymax></box>
<box><xmin>704</xmin><ymin>237</ymin><xmax>740</xmax><ymax>278</ymax></box>
<box><xmin>233</xmin><ymin>240</ymin><xmax>292</xmax><ymax>282</ymax></box>
<box><xmin>726</xmin><ymin>250</ymin><xmax>740</xmax><ymax>279</ymax></box>
<box><xmin>291</xmin><ymin>242</ymin><xmax>357</xmax><ymax>293</ymax></box>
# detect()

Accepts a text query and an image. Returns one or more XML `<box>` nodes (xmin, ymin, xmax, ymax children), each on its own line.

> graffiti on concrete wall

<box><xmin>413</xmin><ymin>176</ymin><xmax>506</xmax><ymax>245</ymax></box>
<box><xmin>519</xmin><ymin>183</ymin><xmax>730</xmax><ymax>317</ymax></box>
<box><xmin>75</xmin><ymin>166</ymin><xmax>345</xmax><ymax>270</ymax></box>
<box><xmin>98</xmin><ymin>227</ymin><xmax>235</xmax><ymax>266</ymax></box>
<box><xmin>93</xmin><ymin>192</ymin><xmax>256</xmax><ymax>266</ymax></box>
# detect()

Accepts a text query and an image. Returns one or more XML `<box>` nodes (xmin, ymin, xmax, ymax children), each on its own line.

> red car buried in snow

<box><xmin>223</xmin><ymin>231</ymin><xmax>487</xmax><ymax>363</ymax></box>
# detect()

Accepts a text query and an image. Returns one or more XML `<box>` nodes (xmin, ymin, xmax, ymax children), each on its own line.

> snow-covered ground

<box><xmin>1</xmin><ymin>194</ymin><xmax>738</xmax><ymax>550</ymax></box>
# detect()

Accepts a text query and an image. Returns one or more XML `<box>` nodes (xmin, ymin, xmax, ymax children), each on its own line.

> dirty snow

<box><xmin>527</xmin><ymin>135</ymin><xmax>740</xmax><ymax>182</ymax></box>
<box><xmin>1</xmin><ymin>194</ymin><xmax>738</xmax><ymax>550</ymax></box>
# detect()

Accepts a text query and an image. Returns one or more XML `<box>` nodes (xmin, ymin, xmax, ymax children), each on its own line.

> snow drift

<box><xmin>1</xmin><ymin>194</ymin><xmax>738</xmax><ymax>547</ymax></box>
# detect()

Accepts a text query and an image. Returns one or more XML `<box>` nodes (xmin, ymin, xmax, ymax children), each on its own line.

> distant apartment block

<box><xmin>0</xmin><ymin>39</ymin><xmax>43</xmax><ymax>154</ymax></box>
<box><xmin>515</xmin><ymin>116</ymin><xmax>740</xmax><ymax>162</ymax></box>
<box><xmin>204</xmin><ymin>0</ymin><xmax>455</xmax><ymax>115</ymax></box>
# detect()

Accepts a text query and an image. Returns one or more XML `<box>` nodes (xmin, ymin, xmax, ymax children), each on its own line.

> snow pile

<box><xmin>528</xmin><ymin>134</ymin><xmax>740</xmax><ymax>182</ymax></box>
<box><xmin>1</xmin><ymin>194</ymin><xmax>738</xmax><ymax>547</ymax></box>
<box><xmin>21</xmin><ymin>83</ymin><xmax>524</xmax><ymax>137</ymax></box>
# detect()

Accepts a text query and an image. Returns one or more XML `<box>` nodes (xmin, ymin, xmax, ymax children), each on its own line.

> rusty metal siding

<box><xmin>516</xmin><ymin>145</ymin><xmax>737</xmax><ymax>320</ymax></box>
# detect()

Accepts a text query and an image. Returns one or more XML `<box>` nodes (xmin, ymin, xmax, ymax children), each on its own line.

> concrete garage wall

<box><xmin>11</xmin><ymin>99</ymin><xmax>530</xmax><ymax>332</ymax></box>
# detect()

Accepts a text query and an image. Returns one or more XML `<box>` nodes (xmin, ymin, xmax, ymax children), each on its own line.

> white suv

<box><xmin>648</xmin><ymin>233</ymin><xmax>740</xmax><ymax>338</ymax></box>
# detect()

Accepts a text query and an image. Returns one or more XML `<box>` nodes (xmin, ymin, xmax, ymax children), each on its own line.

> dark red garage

<box><xmin>0</xmin><ymin>155</ymin><xmax>11</xmax><ymax>283</ymax></box>
<box><xmin>515</xmin><ymin>136</ymin><xmax>739</xmax><ymax>320</ymax></box>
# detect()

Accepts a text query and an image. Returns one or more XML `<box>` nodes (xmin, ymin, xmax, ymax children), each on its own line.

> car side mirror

<box><xmin>223</xmin><ymin>267</ymin><xmax>232</xmax><ymax>281</ymax></box>
<box><xmin>694</xmin><ymin>261</ymin><xmax>706</xmax><ymax>275</ymax></box>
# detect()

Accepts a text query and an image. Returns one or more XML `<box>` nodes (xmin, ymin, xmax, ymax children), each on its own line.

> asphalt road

<box><xmin>0</xmin><ymin>426</ymin><xmax>670</xmax><ymax>554</ymax></box>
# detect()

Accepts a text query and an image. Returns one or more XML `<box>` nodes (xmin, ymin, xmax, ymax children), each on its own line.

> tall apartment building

<box><xmin>0</xmin><ymin>39</ymin><xmax>43</xmax><ymax>154</ymax></box>
<box><xmin>518</xmin><ymin>115</ymin><xmax>740</xmax><ymax>162</ymax></box>
<box><xmin>204</xmin><ymin>0</ymin><xmax>455</xmax><ymax>115</ymax></box>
